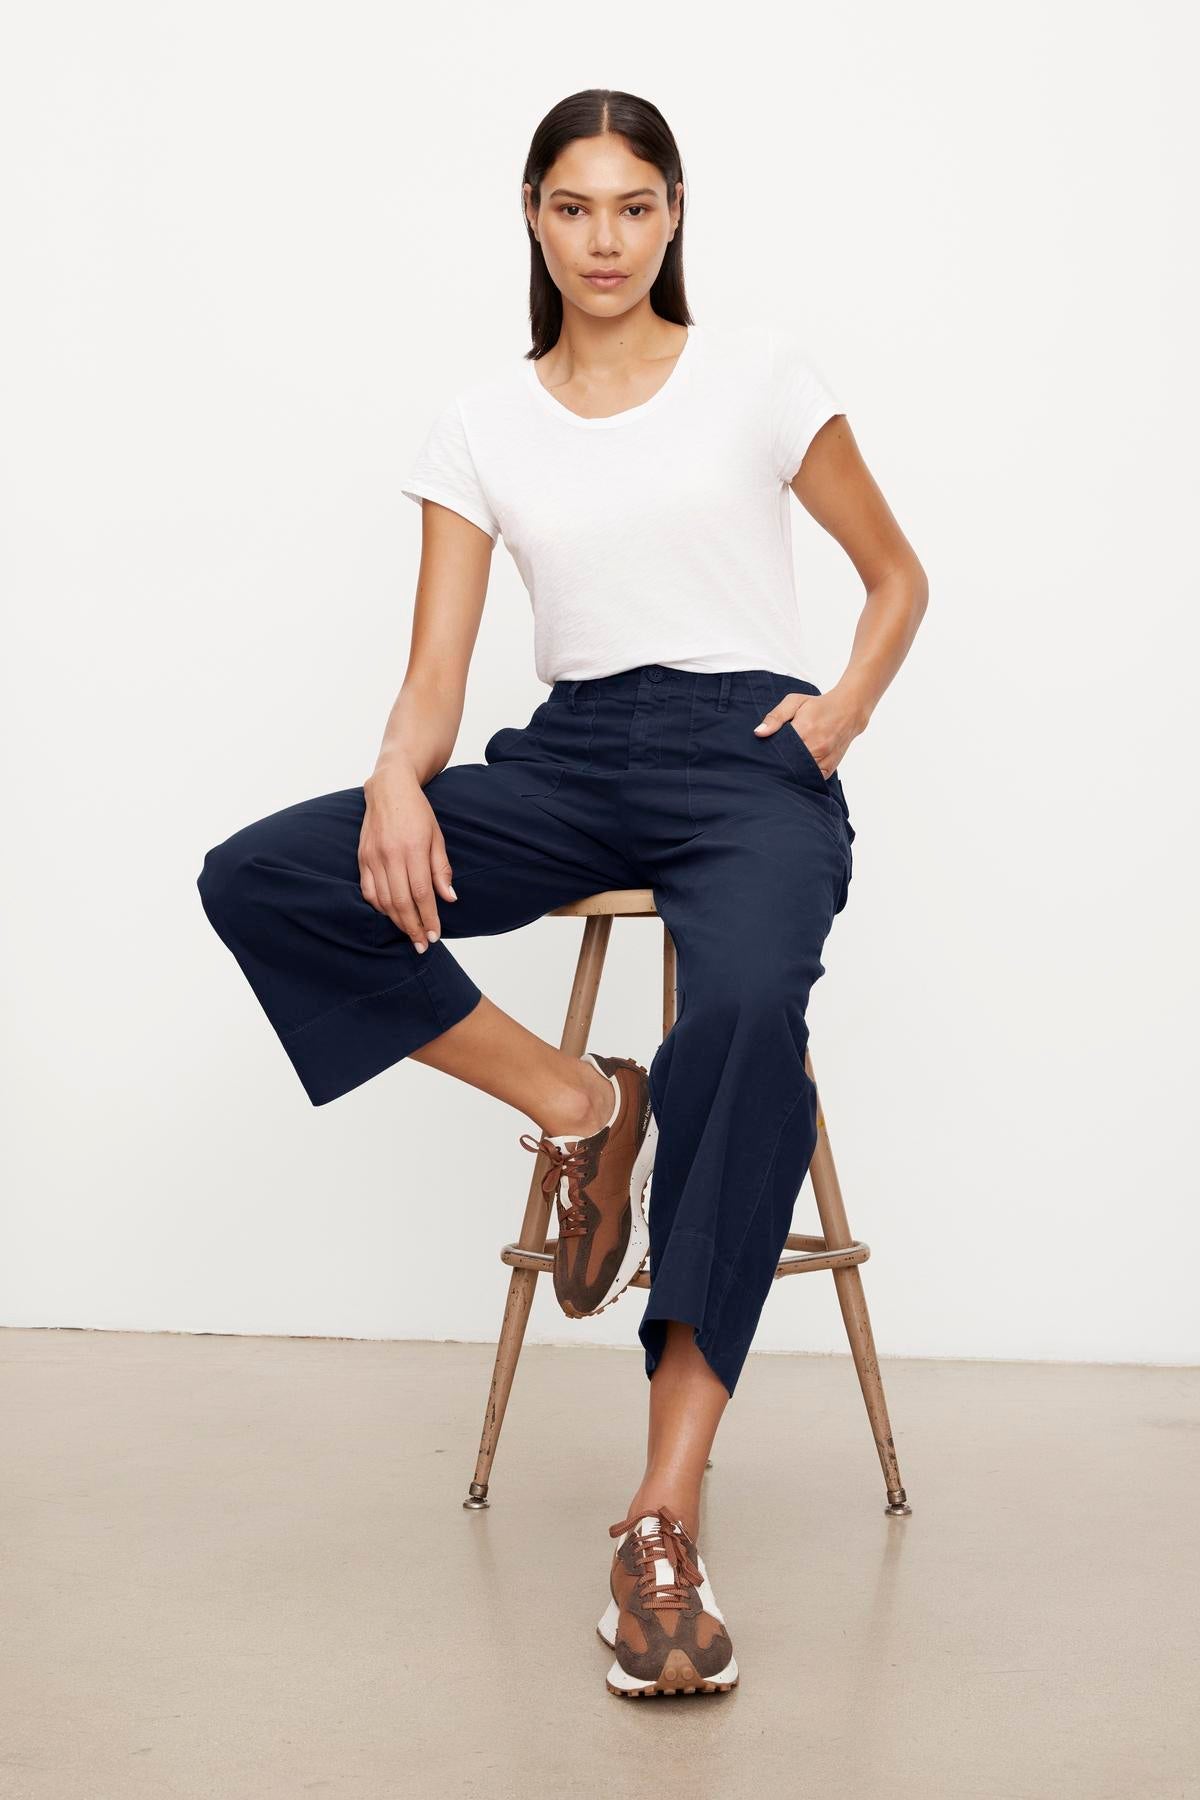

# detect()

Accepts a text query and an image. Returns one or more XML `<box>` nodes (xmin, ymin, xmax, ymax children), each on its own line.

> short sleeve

<box><xmin>768</xmin><ymin>327</ymin><xmax>844</xmax><ymax>485</ymax></box>
<box><xmin>401</xmin><ymin>396</ymin><xmax>500</xmax><ymax>541</ymax></box>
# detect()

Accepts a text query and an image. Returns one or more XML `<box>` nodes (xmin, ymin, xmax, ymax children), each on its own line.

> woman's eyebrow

<box><xmin>546</xmin><ymin>187</ymin><xmax>658</xmax><ymax>201</ymax></box>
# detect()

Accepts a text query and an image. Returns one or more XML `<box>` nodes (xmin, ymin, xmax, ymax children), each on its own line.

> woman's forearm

<box><xmin>829</xmin><ymin>562</ymin><xmax>929</xmax><ymax>733</ymax></box>
<box><xmin>369</xmin><ymin>675</ymin><xmax>466</xmax><ymax>789</ymax></box>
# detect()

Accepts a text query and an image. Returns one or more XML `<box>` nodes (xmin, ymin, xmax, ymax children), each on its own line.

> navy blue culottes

<box><xmin>197</xmin><ymin>664</ymin><xmax>856</xmax><ymax>1398</ymax></box>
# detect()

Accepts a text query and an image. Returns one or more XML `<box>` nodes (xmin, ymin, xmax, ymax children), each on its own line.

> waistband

<box><xmin>549</xmin><ymin>664</ymin><xmax>822</xmax><ymax>704</ymax></box>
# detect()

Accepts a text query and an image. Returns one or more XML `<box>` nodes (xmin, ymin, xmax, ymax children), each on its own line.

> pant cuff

<box><xmin>636</xmin><ymin>1229</ymin><xmax>743</xmax><ymax>1399</ymax></box>
<box><xmin>277</xmin><ymin>945</ymin><xmax>483</xmax><ymax>1107</ymax></box>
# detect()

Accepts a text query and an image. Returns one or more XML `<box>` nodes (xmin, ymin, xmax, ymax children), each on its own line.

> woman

<box><xmin>197</xmin><ymin>87</ymin><xmax>928</xmax><ymax>1699</ymax></box>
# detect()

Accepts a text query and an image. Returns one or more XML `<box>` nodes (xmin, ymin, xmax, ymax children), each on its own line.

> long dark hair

<box><xmin>522</xmin><ymin>89</ymin><xmax>693</xmax><ymax>361</ymax></box>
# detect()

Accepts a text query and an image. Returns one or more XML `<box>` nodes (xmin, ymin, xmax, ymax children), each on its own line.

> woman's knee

<box><xmin>196</xmin><ymin>831</ymin><xmax>256</xmax><ymax>932</ymax></box>
<box><xmin>684</xmin><ymin>961</ymin><xmax>820</xmax><ymax>1033</ymax></box>
<box><xmin>196</xmin><ymin>811</ymin><xmax>291</xmax><ymax>930</ymax></box>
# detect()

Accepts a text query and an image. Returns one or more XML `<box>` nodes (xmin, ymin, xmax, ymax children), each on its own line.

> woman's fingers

<box><xmin>364</xmin><ymin>837</ymin><xmax>450</xmax><ymax>952</ymax></box>
<box><xmin>371</xmin><ymin>846</ymin><xmax>427</xmax><ymax>950</ymax></box>
<box><xmin>752</xmin><ymin>694</ymin><xmax>812</xmax><ymax>742</ymax></box>
<box><xmin>359</xmin><ymin>862</ymin><xmax>384</xmax><ymax>927</ymax></box>
<box><xmin>429</xmin><ymin>826</ymin><xmax>458</xmax><ymax>903</ymax></box>
<box><xmin>752</xmin><ymin>696</ymin><xmax>831</xmax><ymax>775</ymax></box>
<box><xmin>403</xmin><ymin>845</ymin><xmax>443</xmax><ymax>947</ymax></box>
<box><xmin>751</xmin><ymin>704</ymin><xmax>789</xmax><ymax>737</ymax></box>
<box><xmin>356</xmin><ymin>846</ymin><xmax>423</xmax><ymax>950</ymax></box>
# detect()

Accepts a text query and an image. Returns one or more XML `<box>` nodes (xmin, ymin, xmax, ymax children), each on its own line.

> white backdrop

<box><xmin>2</xmin><ymin>2</ymin><xmax>1195</xmax><ymax>1376</ymax></box>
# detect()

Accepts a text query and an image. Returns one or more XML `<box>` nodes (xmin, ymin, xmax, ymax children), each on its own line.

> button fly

<box><xmin>629</xmin><ymin>666</ymin><xmax>671</xmax><ymax>766</ymax></box>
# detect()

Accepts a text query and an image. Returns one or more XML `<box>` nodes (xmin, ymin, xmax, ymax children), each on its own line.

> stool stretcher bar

<box><xmin>498</xmin><ymin>1233</ymin><xmax>871</xmax><ymax>1284</ymax></box>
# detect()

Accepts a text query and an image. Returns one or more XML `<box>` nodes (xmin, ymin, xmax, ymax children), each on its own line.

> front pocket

<box><xmin>771</xmin><ymin>717</ymin><xmax>829</xmax><ymax>789</ymax></box>
<box><xmin>483</xmin><ymin>718</ymin><xmax>566</xmax><ymax>797</ymax></box>
<box><xmin>745</xmin><ymin>672</ymin><xmax>829</xmax><ymax>790</ymax></box>
<box><xmin>768</xmin><ymin>727</ymin><xmax>848</xmax><ymax>852</ymax></box>
<box><xmin>744</xmin><ymin>672</ymin><xmax>847</xmax><ymax>851</ymax></box>
<box><xmin>518</xmin><ymin>764</ymin><xmax>565</xmax><ymax>797</ymax></box>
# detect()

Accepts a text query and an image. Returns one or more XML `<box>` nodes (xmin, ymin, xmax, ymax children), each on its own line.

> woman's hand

<box><xmin>752</xmin><ymin>687</ymin><xmax>863</xmax><ymax>778</ymax></box>
<box><xmin>360</xmin><ymin>762</ymin><xmax>458</xmax><ymax>953</ymax></box>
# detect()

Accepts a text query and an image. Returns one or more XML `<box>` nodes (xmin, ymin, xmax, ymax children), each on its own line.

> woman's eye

<box><xmin>556</xmin><ymin>204</ymin><xmax>651</xmax><ymax>218</ymax></box>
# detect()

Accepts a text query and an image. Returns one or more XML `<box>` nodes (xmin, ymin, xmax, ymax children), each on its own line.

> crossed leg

<box><xmin>197</xmin><ymin>764</ymin><xmax>842</xmax><ymax>1532</ymax></box>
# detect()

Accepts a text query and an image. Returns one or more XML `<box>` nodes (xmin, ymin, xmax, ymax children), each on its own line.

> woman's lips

<box><xmin>583</xmin><ymin>272</ymin><xmax>628</xmax><ymax>286</ymax></box>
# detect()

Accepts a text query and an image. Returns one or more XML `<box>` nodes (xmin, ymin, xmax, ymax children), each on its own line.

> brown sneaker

<box><xmin>597</xmin><ymin>1505</ymin><xmax>738</xmax><ymax>1697</ymax></box>
<box><xmin>518</xmin><ymin>1053</ymin><xmax>655</xmax><ymax>1319</ymax></box>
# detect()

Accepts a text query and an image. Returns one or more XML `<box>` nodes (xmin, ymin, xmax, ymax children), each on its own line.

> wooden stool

<box><xmin>462</xmin><ymin>888</ymin><xmax>911</xmax><ymax>1518</ymax></box>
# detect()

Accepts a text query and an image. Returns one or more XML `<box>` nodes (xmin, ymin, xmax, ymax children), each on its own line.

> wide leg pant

<box><xmin>196</xmin><ymin>663</ymin><xmax>856</xmax><ymax>1398</ymax></box>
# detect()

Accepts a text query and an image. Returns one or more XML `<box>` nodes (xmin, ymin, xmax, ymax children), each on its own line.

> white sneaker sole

<box><xmin>595</xmin><ymin>1588</ymin><xmax>739</xmax><ymax>1696</ymax></box>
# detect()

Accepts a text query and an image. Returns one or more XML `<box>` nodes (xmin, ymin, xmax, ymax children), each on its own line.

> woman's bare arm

<box><xmin>372</xmin><ymin>500</ymin><xmax>495</xmax><ymax>784</ymax></box>
<box><xmin>753</xmin><ymin>416</ymin><xmax>930</xmax><ymax>776</ymax></box>
<box><xmin>360</xmin><ymin>500</ymin><xmax>495</xmax><ymax>950</ymax></box>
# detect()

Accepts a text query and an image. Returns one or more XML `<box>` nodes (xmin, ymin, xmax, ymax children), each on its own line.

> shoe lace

<box><xmin>518</xmin><ymin>1132</ymin><xmax>590</xmax><ymax>1237</ymax></box>
<box><xmin>606</xmin><ymin>1504</ymin><xmax>704</xmax><ymax>1611</ymax></box>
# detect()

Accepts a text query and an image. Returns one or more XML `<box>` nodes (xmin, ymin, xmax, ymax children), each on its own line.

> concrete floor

<box><xmin>0</xmin><ymin>1329</ymin><xmax>1196</xmax><ymax>1800</ymax></box>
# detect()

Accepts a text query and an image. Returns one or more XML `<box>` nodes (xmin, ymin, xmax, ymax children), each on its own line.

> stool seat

<box><xmin>548</xmin><ymin>887</ymin><xmax>658</xmax><ymax>917</ymax></box>
<box><xmin>463</xmin><ymin>887</ymin><xmax>911</xmax><ymax>1521</ymax></box>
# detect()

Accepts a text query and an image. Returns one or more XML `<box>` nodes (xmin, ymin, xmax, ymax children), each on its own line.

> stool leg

<box><xmin>463</xmin><ymin>915</ymin><xmax>614</xmax><ymax>1508</ymax></box>
<box><xmin>805</xmin><ymin>1052</ymin><xmax>911</xmax><ymax>1515</ymax></box>
<box><xmin>661</xmin><ymin>919</ymin><xmax>677</xmax><ymax>1041</ymax></box>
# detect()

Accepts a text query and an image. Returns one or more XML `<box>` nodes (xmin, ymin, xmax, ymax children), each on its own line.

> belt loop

<box><xmin>717</xmin><ymin>673</ymin><xmax>731</xmax><ymax>713</ymax></box>
<box><xmin>568</xmin><ymin>679</ymin><xmax>581</xmax><ymax>710</ymax></box>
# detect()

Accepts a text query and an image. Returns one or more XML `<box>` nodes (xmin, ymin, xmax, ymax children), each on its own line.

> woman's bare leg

<box><xmin>619</xmin><ymin>1323</ymin><xmax>729</xmax><ymax>1539</ymax></box>
<box><xmin>413</xmin><ymin>999</ymin><xmax>727</xmax><ymax>1536</ymax></box>
<box><xmin>408</xmin><ymin>992</ymin><xmax>619</xmax><ymax>1139</ymax></box>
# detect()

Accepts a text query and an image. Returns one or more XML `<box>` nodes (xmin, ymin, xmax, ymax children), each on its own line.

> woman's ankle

<box><xmin>537</xmin><ymin>1053</ymin><xmax>613</xmax><ymax>1138</ymax></box>
<box><xmin>622</xmin><ymin>1490</ymin><xmax>701</xmax><ymax>1541</ymax></box>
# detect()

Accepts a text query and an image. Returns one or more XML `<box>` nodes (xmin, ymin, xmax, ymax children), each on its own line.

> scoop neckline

<box><xmin>524</xmin><ymin>325</ymin><xmax>699</xmax><ymax>429</ymax></box>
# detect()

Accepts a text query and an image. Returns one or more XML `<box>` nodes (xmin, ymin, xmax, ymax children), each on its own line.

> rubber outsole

<box><xmin>595</xmin><ymin>1595</ymin><xmax>739</xmax><ymax>1697</ymax></box>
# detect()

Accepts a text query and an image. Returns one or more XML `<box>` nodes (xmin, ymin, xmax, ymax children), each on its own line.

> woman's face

<box><xmin>525</xmin><ymin>134</ymin><xmax>682</xmax><ymax>319</ymax></box>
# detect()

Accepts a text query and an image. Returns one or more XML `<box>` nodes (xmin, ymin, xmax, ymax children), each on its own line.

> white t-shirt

<box><xmin>400</xmin><ymin>320</ymin><xmax>843</xmax><ymax>685</ymax></box>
